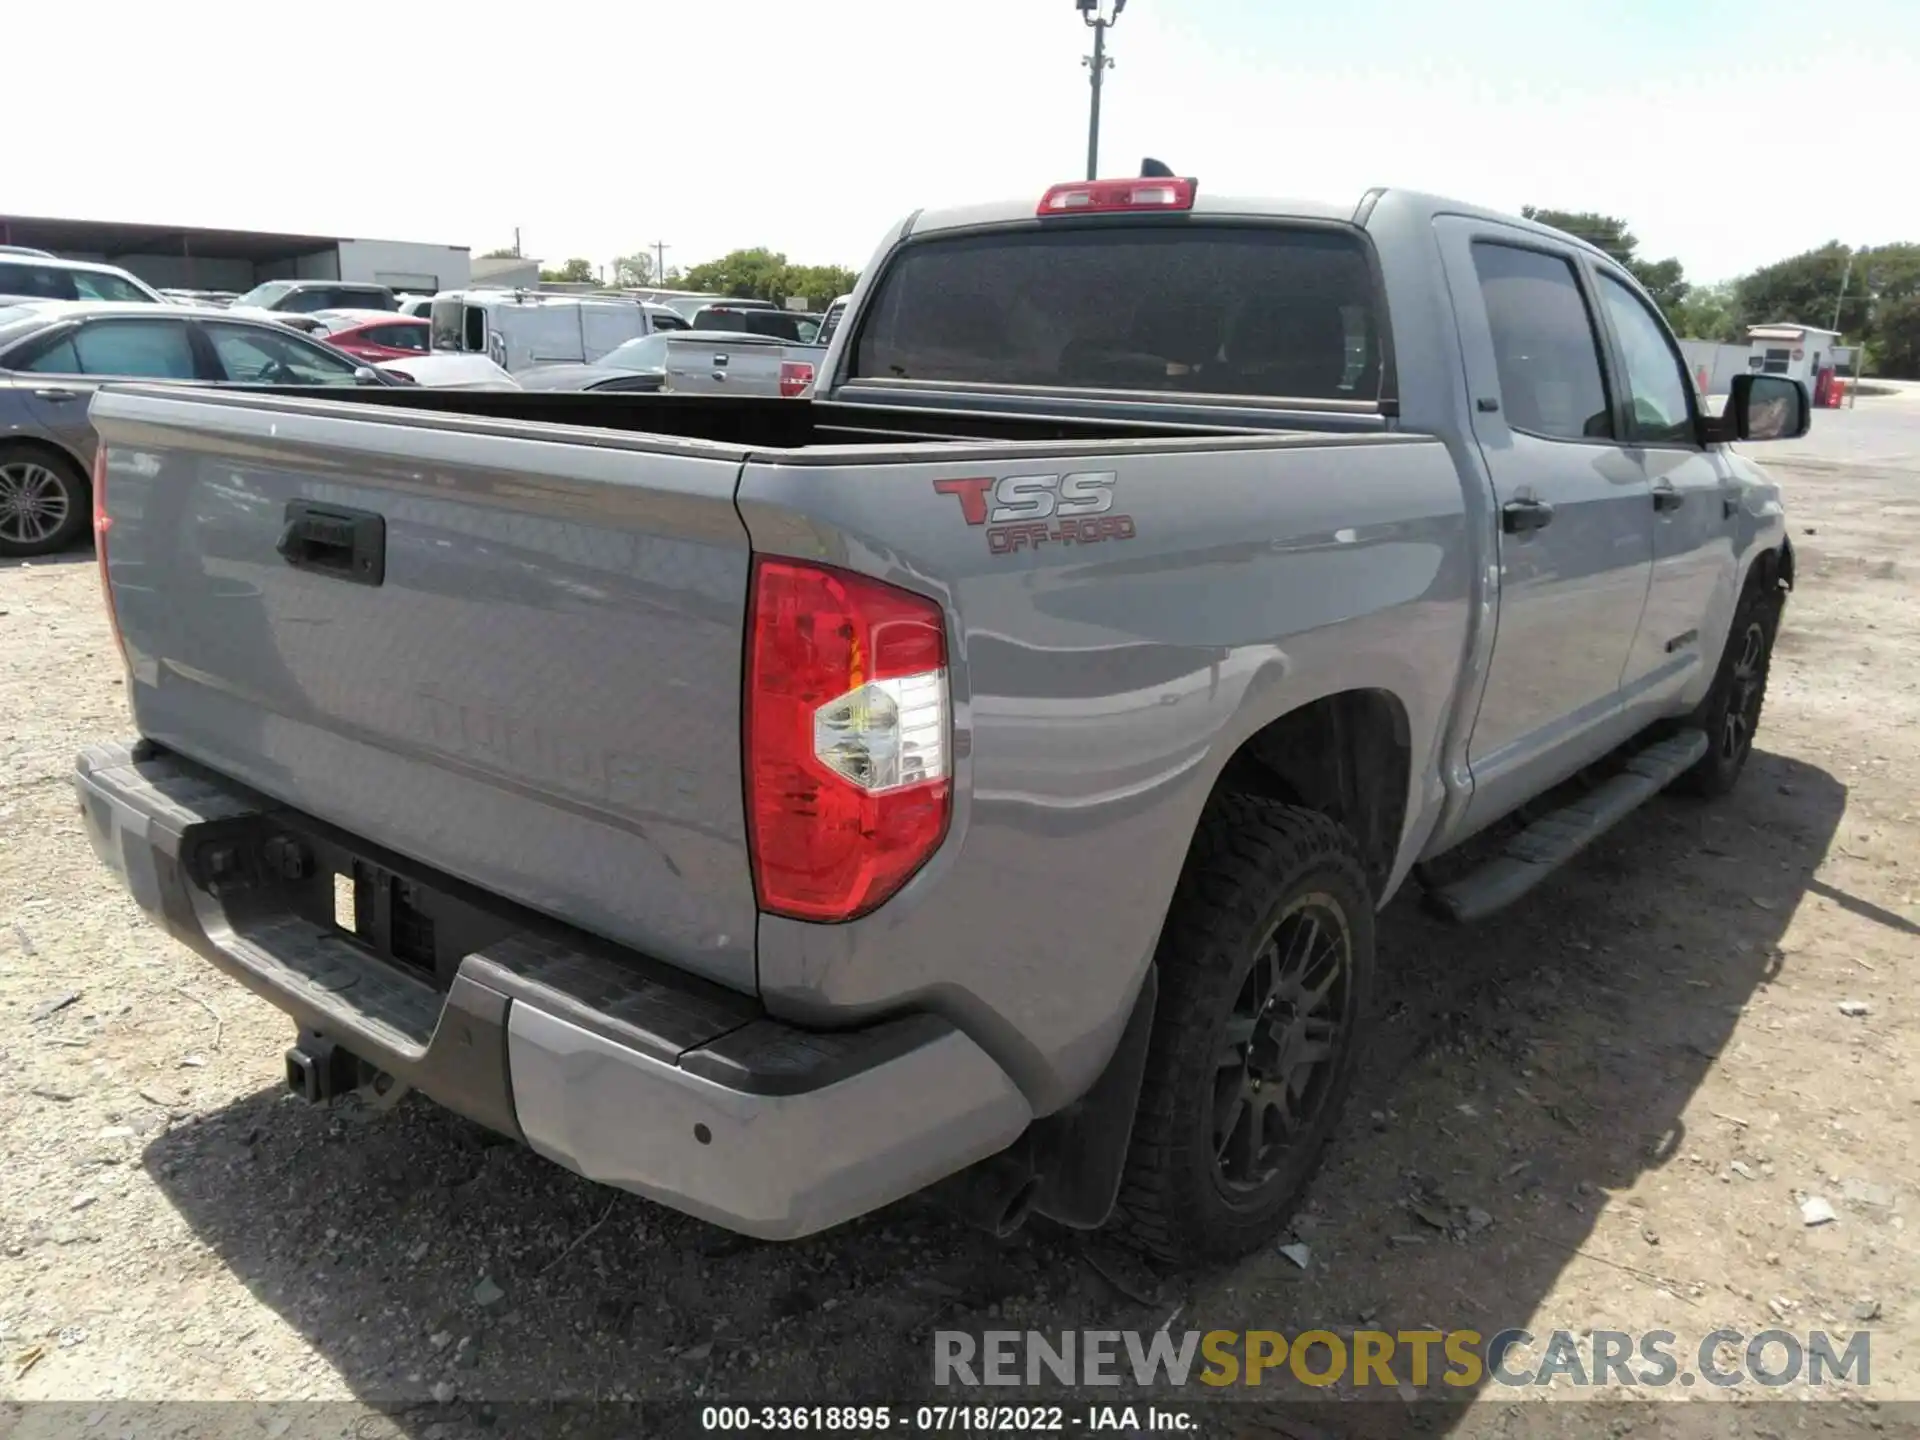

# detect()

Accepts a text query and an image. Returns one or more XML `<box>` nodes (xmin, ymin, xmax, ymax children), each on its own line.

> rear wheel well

<box><xmin>1205</xmin><ymin>690</ymin><xmax>1412</xmax><ymax>897</ymax></box>
<box><xmin>0</xmin><ymin>437</ymin><xmax>89</xmax><ymax>484</ymax></box>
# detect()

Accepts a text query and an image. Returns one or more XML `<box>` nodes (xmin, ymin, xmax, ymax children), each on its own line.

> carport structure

<box><xmin>0</xmin><ymin>215</ymin><xmax>468</xmax><ymax>297</ymax></box>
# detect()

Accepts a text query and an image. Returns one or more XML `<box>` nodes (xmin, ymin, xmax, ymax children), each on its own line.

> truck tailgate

<box><xmin>89</xmin><ymin>386</ymin><xmax>760</xmax><ymax>992</ymax></box>
<box><xmin>664</xmin><ymin>337</ymin><xmax>792</xmax><ymax>397</ymax></box>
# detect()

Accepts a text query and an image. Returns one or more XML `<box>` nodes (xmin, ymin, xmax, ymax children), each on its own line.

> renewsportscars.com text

<box><xmin>934</xmin><ymin>1328</ymin><xmax>1872</xmax><ymax>1390</ymax></box>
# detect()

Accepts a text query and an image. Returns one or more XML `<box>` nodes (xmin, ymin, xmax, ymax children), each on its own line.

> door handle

<box><xmin>1501</xmin><ymin>497</ymin><xmax>1555</xmax><ymax>534</ymax></box>
<box><xmin>276</xmin><ymin>500</ymin><xmax>386</xmax><ymax>586</ymax></box>
<box><xmin>32</xmin><ymin>388</ymin><xmax>81</xmax><ymax>402</ymax></box>
<box><xmin>1652</xmin><ymin>483</ymin><xmax>1685</xmax><ymax>513</ymax></box>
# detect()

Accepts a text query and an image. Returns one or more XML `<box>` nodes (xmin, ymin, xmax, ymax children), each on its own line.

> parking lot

<box><xmin>3</xmin><ymin>392</ymin><xmax>1918</xmax><ymax>1433</ymax></box>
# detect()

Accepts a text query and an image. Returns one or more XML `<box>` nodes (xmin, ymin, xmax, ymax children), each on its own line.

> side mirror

<box><xmin>352</xmin><ymin>365</ymin><xmax>383</xmax><ymax>386</ymax></box>
<box><xmin>1723</xmin><ymin>373</ymin><xmax>1810</xmax><ymax>442</ymax></box>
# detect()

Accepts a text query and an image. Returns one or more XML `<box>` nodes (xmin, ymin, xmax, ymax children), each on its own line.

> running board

<box><xmin>1425</xmin><ymin>728</ymin><xmax>1709</xmax><ymax>925</ymax></box>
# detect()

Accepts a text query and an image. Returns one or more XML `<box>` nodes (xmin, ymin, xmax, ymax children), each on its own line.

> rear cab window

<box><xmin>850</xmin><ymin>224</ymin><xmax>1384</xmax><ymax>401</ymax></box>
<box><xmin>692</xmin><ymin>307</ymin><xmax>804</xmax><ymax>342</ymax></box>
<box><xmin>334</xmin><ymin>287</ymin><xmax>398</xmax><ymax>311</ymax></box>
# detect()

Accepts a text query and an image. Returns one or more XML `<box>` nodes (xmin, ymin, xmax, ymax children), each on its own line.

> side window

<box><xmin>1471</xmin><ymin>243</ymin><xmax>1612</xmax><ymax>441</ymax></box>
<box><xmin>0</xmin><ymin>263</ymin><xmax>78</xmax><ymax>301</ymax></box>
<box><xmin>70</xmin><ymin>269</ymin><xmax>154</xmax><ymax>303</ymax></box>
<box><xmin>70</xmin><ymin>320</ymin><xmax>199</xmax><ymax>378</ymax></box>
<box><xmin>205</xmin><ymin>324</ymin><xmax>360</xmax><ymax>385</ymax></box>
<box><xmin>281</xmin><ymin>289</ymin><xmax>329</xmax><ymax>313</ymax></box>
<box><xmin>16</xmin><ymin>335</ymin><xmax>83</xmax><ymax>373</ymax></box>
<box><xmin>377</xmin><ymin>325</ymin><xmax>427</xmax><ymax>352</ymax></box>
<box><xmin>1595</xmin><ymin>273</ymin><xmax>1694</xmax><ymax>444</ymax></box>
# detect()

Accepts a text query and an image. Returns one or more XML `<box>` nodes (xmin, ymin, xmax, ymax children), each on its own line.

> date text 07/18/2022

<box><xmin>700</xmin><ymin>1403</ymin><xmax>1195</xmax><ymax>1432</ymax></box>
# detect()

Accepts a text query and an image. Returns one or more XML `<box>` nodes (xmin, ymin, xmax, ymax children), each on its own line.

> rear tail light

<box><xmin>92</xmin><ymin>447</ymin><xmax>130</xmax><ymax>672</ymax></box>
<box><xmin>1037</xmin><ymin>177</ymin><xmax>1196</xmax><ymax>215</ymax></box>
<box><xmin>745</xmin><ymin>558</ymin><xmax>950</xmax><ymax>922</ymax></box>
<box><xmin>779</xmin><ymin>359</ymin><xmax>816</xmax><ymax>398</ymax></box>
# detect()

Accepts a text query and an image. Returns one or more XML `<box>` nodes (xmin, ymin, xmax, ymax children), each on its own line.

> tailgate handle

<box><xmin>276</xmin><ymin>501</ymin><xmax>386</xmax><ymax>586</ymax></box>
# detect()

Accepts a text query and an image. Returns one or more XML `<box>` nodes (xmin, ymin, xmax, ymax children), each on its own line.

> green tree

<box><xmin>539</xmin><ymin>258</ymin><xmax>596</xmax><ymax>284</ymax></box>
<box><xmin>677</xmin><ymin>249</ymin><xmax>858</xmax><ymax>308</ymax></box>
<box><xmin>1732</xmin><ymin>242</ymin><xmax>1865</xmax><ymax>336</ymax></box>
<box><xmin>479</xmin><ymin>247</ymin><xmax>519</xmax><ymax>259</ymax></box>
<box><xmin>1873</xmin><ymin>294</ymin><xmax>1920</xmax><ymax>379</ymax></box>
<box><xmin>784</xmin><ymin>264</ymin><xmax>859</xmax><ymax>309</ymax></box>
<box><xmin>612</xmin><ymin>251</ymin><xmax>655</xmax><ymax>287</ymax></box>
<box><xmin>680</xmin><ymin>247</ymin><xmax>792</xmax><ymax>301</ymax></box>
<box><xmin>1520</xmin><ymin>206</ymin><xmax>1691</xmax><ymax>317</ymax></box>
<box><xmin>1668</xmin><ymin>280</ymin><xmax>1743</xmax><ymax>343</ymax></box>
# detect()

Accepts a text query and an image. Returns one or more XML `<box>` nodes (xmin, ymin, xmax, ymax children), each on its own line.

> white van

<box><xmin>429</xmin><ymin>291</ymin><xmax>689</xmax><ymax>372</ymax></box>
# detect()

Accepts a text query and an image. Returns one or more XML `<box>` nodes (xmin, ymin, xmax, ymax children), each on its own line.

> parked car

<box><xmin>76</xmin><ymin>174</ymin><xmax>1808</xmax><ymax>1264</ymax></box>
<box><xmin>429</xmin><ymin>291</ymin><xmax>689</xmax><ymax>373</ymax></box>
<box><xmin>814</xmin><ymin>294</ymin><xmax>851</xmax><ymax>348</ymax></box>
<box><xmin>0</xmin><ymin>300</ymin><xmax>392</xmax><ymax>556</ymax></box>
<box><xmin>374</xmin><ymin>353</ymin><xmax>519</xmax><ymax>390</ymax></box>
<box><xmin>230</xmin><ymin>280</ymin><xmax>399</xmax><ymax>314</ymax></box>
<box><xmin>660</xmin><ymin>332</ymin><xmax>821</xmax><ymax>397</ymax></box>
<box><xmin>310</xmin><ymin>310</ymin><xmax>431</xmax><ymax>362</ymax></box>
<box><xmin>514</xmin><ymin>330</ymin><xmax>763</xmax><ymax>393</ymax></box>
<box><xmin>644</xmin><ymin>291</ymin><xmax>762</xmax><ymax>321</ymax></box>
<box><xmin>396</xmin><ymin>295</ymin><xmax>437</xmax><ymax>318</ymax></box>
<box><xmin>240</xmin><ymin>311</ymin><xmax>332</xmax><ymax>336</ymax></box>
<box><xmin>0</xmin><ymin>255</ymin><xmax>163</xmax><ymax>305</ymax></box>
<box><xmin>158</xmin><ymin>289</ymin><xmax>239</xmax><ymax>308</ymax></box>
<box><xmin>0</xmin><ymin>244</ymin><xmax>57</xmax><ymax>258</ymax></box>
<box><xmin>688</xmin><ymin>304</ymin><xmax>813</xmax><ymax>343</ymax></box>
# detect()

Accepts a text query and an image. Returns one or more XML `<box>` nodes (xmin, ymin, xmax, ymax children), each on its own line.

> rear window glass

<box><xmin>0</xmin><ymin>262</ymin><xmax>78</xmax><ymax>301</ymax></box>
<box><xmin>431</xmin><ymin>297</ymin><xmax>467</xmax><ymax>351</ymax></box>
<box><xmin>692</xmin><ymin>307</ymin><xmax>805</xmax><ymax>342</ymax></box>
<box><xmin>852</xmin><ymin>225</ymin><xmax>1383</xmax><ymax>400</ymax></box>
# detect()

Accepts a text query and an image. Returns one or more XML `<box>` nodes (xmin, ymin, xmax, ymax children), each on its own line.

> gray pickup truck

<box><xmin>75</xmin><ymin>173</ymin><xmax>1807</xmax><ymax>1263</ymax></box>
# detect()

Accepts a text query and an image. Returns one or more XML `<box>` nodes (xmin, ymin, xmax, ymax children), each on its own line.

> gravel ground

<box><xmin>3</xmin><ymin>400</ymin><xmax>1918</xmax><ymax>1437</ymax></box>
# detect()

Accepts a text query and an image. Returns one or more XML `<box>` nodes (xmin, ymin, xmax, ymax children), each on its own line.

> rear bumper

<box><xmin>75</xmin><ymin>741</ymin><xmax>1031</xmax><ymax>1239</ymax></box>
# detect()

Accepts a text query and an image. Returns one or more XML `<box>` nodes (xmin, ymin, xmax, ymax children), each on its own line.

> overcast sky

<box><xmin>11</xmin><ymin>0</ymin><xmax>1915</xmax><ymax>283</ymax></box>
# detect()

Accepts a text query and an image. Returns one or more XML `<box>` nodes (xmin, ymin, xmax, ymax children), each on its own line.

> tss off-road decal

<box><xmin>933</xmin><ymin>472</ymin><xmax>1138</xmax><ymax>555</ymax></box>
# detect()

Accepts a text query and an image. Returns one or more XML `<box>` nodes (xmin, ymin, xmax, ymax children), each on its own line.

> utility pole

<box><xmin>652</xmin><ymin>240</ymin><xmax>670</xmax><ymax>285</ymax></box>
<box><xmin>1829</xmin><ymin>247</ymin><xmax>1855</xmax><ymax>332</ymax></box>
<box><xmin>1078</xmin><ymin>0</ymin><xmax>1126</xmax><ymax>181</ymax></box>
<box><xmin>513</xmin><ymin>226</ymin><xmax>521</xmax><ymax>258</ymax></box>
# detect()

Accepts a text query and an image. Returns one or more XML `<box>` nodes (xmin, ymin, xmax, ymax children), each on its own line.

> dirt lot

<box><xmin>3</xmin><ymin>397</ymin><xmax>1919</xmax><ymax>1437</ymax></box>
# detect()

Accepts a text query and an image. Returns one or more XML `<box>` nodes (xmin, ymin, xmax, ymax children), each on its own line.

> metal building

<box><xmin>0</xmin><ymin>214</ymin><xmax>471</xmax><ymax>297</ymax></box>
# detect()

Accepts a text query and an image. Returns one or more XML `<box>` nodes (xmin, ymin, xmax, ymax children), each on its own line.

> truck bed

<box><xmin>210</xmin><ymin>383</ymin><xmax>1349</xmax><ymax>447</ymax></box>
<box><xmin>88</xmin><ymin>382</ymin><xmax>1443</xmax><ymax>1011</ymax></box>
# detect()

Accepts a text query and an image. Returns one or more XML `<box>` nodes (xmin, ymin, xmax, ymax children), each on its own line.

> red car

<box><xmin>311</xmin><ymin>309</ymin><xmax>431</xmax><ymax>362</ymax></box>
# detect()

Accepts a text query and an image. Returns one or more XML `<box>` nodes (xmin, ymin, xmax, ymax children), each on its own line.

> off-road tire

<box><xmin>1113</xmin><ymin>796</ymin><xmax>1375</xmax><ymax>1265</ymax></box>
<box><xmin>0</xmin><ymin>443</ymin><xmax>91</xmax><ymax>559</ymax></box>
<box><xmin>1676</xmin><ymin>566</ymin><xmax>1786</xmax><ymax>798</ymax></box>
